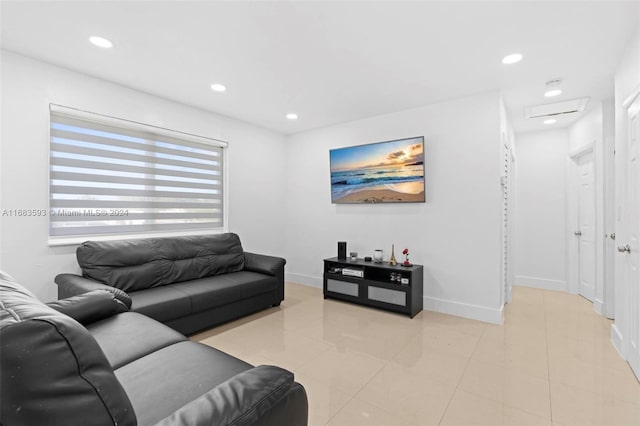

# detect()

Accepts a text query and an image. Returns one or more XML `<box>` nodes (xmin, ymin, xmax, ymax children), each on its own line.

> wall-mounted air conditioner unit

<box><xmin>524</xmin><ymin>97</ymin><xmax>590</xmax><ymax>119</ymax></box>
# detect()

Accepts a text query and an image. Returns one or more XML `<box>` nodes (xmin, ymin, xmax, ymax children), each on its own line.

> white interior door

<box><xmin>623</xmin><ymin>94</ymin><xmax>640</xmax><ymax>379</ymax></box>
<box><xmin>578</xmin><ymin>152</ymin><xmax>596</xmax><ymax>302</ymax></box>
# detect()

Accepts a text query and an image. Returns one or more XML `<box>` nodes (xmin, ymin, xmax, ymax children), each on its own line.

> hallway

<box><xmin>501</xmin><ymin>286</ymin><xmax>639</xmax><ymax>425</ymax></box>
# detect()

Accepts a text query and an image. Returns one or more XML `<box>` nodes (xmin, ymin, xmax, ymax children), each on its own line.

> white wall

<box><xmin>514</xmin><ymin>129</ymin><xmax>568</xmax><ymax>291</ymax></box>
<box><xmin>0</xmin><ymin>51</ymin><xmax>287</xmax><ymax>302</ymax></box>
<box><xmin>284</xmin><ymin>91</ymin><xmax>504</xmax><ymax>323</ymax></box>
<box><xmin>568</xmin><ymin>103</ymin><xmax>603</xmax><ymax>152</ymax></box>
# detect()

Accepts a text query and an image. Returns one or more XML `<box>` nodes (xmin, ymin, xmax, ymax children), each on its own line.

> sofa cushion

<box><xmin>77</xmin><ymin>233</ymin><xmax>245</xmax><ymax>292</ymax></box>
<box><xmin>115</xmin><ymin>341</ymin><xmax>252</xmax><ymax>426</ymax></box>
<box><xmin>129</xmin><ymin>285</ymin><xmax>192</xmax><ymax>322</ymax></box>
<box><xmin>87</xmin><ymin>312</ymin><xmax>187</xmax><ymax>369</ymax></box>
<box><xmin>154</xmin><ymin>366</ymin><xmax>301</xmax><ymax>426</ymax></box>
<box><xmin>0</xmin><ymin>272</ymin><xmax>136</xmax><ymax>426</ymax></box>
<box><xmin>167</xmin><ymin>271</ymin><xmax>278</xmax><ymax>314</ymax></box>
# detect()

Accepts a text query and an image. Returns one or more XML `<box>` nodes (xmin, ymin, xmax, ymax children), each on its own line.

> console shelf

<box><xmin>323</xmin><ymin>257</ymin><xmax>423</xmax><ymax>318</ymax></box>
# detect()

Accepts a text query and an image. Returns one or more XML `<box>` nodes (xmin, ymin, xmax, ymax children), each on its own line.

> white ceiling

<box><xmin>1</xmin><ymin>1</ymin><xmax>638</xmax><ymax>135</ymax></box>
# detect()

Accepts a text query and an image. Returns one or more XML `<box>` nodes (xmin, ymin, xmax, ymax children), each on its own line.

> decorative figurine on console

<box><xmin>389</xmin><ymin>244</ymin><xmax>397</xmax><ymax>266</ymax></box>
<box><xmin>402</xmin><ymin>248</ymin><xmax>412</xmax><ymax>267</ymax></box>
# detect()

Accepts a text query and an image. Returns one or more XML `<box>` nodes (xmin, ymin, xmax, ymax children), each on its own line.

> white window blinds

<box><xmin>49</xmin><ymin>106</ymin><xmax>225</xmax><ymax>241</ymax></box>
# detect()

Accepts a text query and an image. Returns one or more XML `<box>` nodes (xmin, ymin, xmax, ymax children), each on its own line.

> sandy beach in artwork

<box><xmin>336</xmin><ymin>189</ymin><xmax>425</xmax><ymax>203</ymax></box>
<box><xmin>335</xmin><ymin>181</ymin><xmax>425</xmax><ymax>203</ymax></box>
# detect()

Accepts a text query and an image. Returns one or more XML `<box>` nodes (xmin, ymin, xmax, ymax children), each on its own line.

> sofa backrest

<box><xmin>76</xmin><ymin>233</ymin><xmax>245</xmax><ymax>292</ymax></box>
<box><xmin>0</xmin><ymin>272</ymin><xmax>137</xmax><ymax>426</ymax></box>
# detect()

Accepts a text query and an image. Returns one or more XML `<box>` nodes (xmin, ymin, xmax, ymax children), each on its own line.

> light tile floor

<box><xmin>192</xmin><ymin>283</ymin><xmax>640</xmax><ymax>425</ymax></box>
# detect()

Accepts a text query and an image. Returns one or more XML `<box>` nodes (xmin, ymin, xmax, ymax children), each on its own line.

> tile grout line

<box><xmin>436</xmin><ymin>324</ymin><xmax>485</xmax><ymax>425</ymax></box>
<box><xmin>543</xmin><ymin>291</ymin><xmax>554</xmax><ymax>425</ymax></box>
<box><xmin>321</xmin><ymin>318</ymin><xmax>436</xmax><ymax>425</ymax></box>
<box><xmin>323</xmin><ymin>358</ymin><xmax>389</xmax><ymax>426</ymax></box>
<box><xmin>323</xmin><ymin>323</ymin><xmax>426</xmax><ymax>425</ymax></box>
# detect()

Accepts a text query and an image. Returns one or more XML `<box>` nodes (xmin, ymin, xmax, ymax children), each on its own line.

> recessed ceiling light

<box><xmin>89</xmin><ymin>36</ymin><xmax>113</xmax><ymax>48</ymax></box>
<box><xmin>502</xmin><ymin>53</ymin><xmax>523</xmax><ymax>64</ymax></box>
<box><xmin>544</xmin><ymin>119</ymin><xmax>557</xmax><ymax>125</ymax></box>
<box><xmin>544</xmin><ymin>89</ymin><xmax>562</xmax><ymax>97</ymax></box>
<box><xmin>286</xmin><ymin>113</ymin><xmax>298</xmax><ymax>120</ymax></box>
<box><xmin>210</xmin><ymin>83</ymin><xmax>226</xmax><ymax>92</ymax></box>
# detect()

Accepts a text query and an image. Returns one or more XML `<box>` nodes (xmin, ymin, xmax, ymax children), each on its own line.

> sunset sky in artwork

<box><xmin>330</xmin><ymin>137</ymin><xmax>423</xmax><ymax>172</ymax></box>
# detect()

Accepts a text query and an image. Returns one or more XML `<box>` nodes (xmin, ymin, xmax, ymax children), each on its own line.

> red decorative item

<box><xmin>402</xmin><ymin>248</ymin><xmax>411</xmax><ymax>266</ymax></box>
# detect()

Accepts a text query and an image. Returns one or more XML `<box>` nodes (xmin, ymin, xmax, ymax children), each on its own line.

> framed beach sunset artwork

<box><xmin>330</xmin><ymin>136</ymin><xmax>425</xmax><ymax>204</ymax></box>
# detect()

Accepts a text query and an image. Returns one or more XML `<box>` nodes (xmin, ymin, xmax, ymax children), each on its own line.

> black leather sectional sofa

<box><xmin>55</xmin><ymin>233</ymin><xmax>285</xmax><ymax>335</ymax></box>
<box><xmin>0</xmin><ymin>272</ymin><xmax>308</xmax><ymax>426</ymax></box>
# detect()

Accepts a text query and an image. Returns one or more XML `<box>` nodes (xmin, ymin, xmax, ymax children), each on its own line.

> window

<box><xmin>49</xmin><ymin>105</ymin><xmax>226</xmax><ymax>244</ymax></box>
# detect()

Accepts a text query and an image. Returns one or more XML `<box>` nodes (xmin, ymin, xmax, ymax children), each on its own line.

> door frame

<box><xmin>612</xmin><ymin>86</ymin><xmax>640</xmax><ymax>377</ymax></box>
<box><xmin>508</xmin><ymin>148</ymin><xmax>516</xmax><ymax>304</ymax></box>
<box><xmin>567</xmin><ymin>143</ymin><xmax>604</xmax><ymax>310</ymax></box>
<box><xmin>500</xmin><ymin>130</ymin><xmax>516</xmax><ymax>307</ymax></box>
<box><xmin>603</xmin><ymin>100</ymin><xmax>616</xmax><ymax>319</ymax></box>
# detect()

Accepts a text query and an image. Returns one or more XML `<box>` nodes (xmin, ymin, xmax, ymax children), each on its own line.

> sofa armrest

<box><xmin>243</xmin><ymin>252</ymin><xmax>286</xmax><ymax>277</ymax></box>
<box><xmin>55</xmin><ymin>273</ymin><xmax>132</xmax><ymax>309</ymax></box>
<box><xmin>153</xmin><ymin>365</ymin><xmax>308</xmax><ymax>426</ymax></box>
<box><xmin>46</xmin><ymin>290</ymin><xmax>129</xmax><ymax>326</ymax></box>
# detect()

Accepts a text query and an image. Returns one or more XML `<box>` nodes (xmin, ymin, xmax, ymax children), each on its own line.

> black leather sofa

<box><xmin>55</xmin><ymin>233</ymin><xmax>285</xmax><ymax>335</ymax></box>
<box><xmin>0</xmin><ymin>272</ymin><xmax>308</xmax><ymax>426</ymax></box>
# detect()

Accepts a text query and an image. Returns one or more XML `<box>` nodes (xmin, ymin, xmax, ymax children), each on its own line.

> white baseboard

<box><xmin>423</xmin><ymin>296</ymin><xmax>503</xmax><ymax>325</ymax></box>
<box><xmin>286</xmin><ymin>272</ymin><xmax>503</xmax><ymax>324</ymax></box>
<box><xmin>593</xmin><ymin>298</ymin><xmax>604</xmax><ymax>316</ymax></box>
<box><xmin>515</xmin><ymin>275</ymin><xmax>567</xmax><ymax>292</ymax></box>
<box><xmin>611</xmin><ymin>323</ymin><xmax>625</xmax><ymax>359</ymax></box>
<box><xmin>285</xmin><ymin>272</ymin><xmax>322</xmax><ymax>288</ymax></box>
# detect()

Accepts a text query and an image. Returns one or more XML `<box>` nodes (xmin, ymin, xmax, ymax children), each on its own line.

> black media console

<box><xmin>323</xmin><ymin>257</ymin><xmax>423</xmax><ymax>318</ymax></box>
